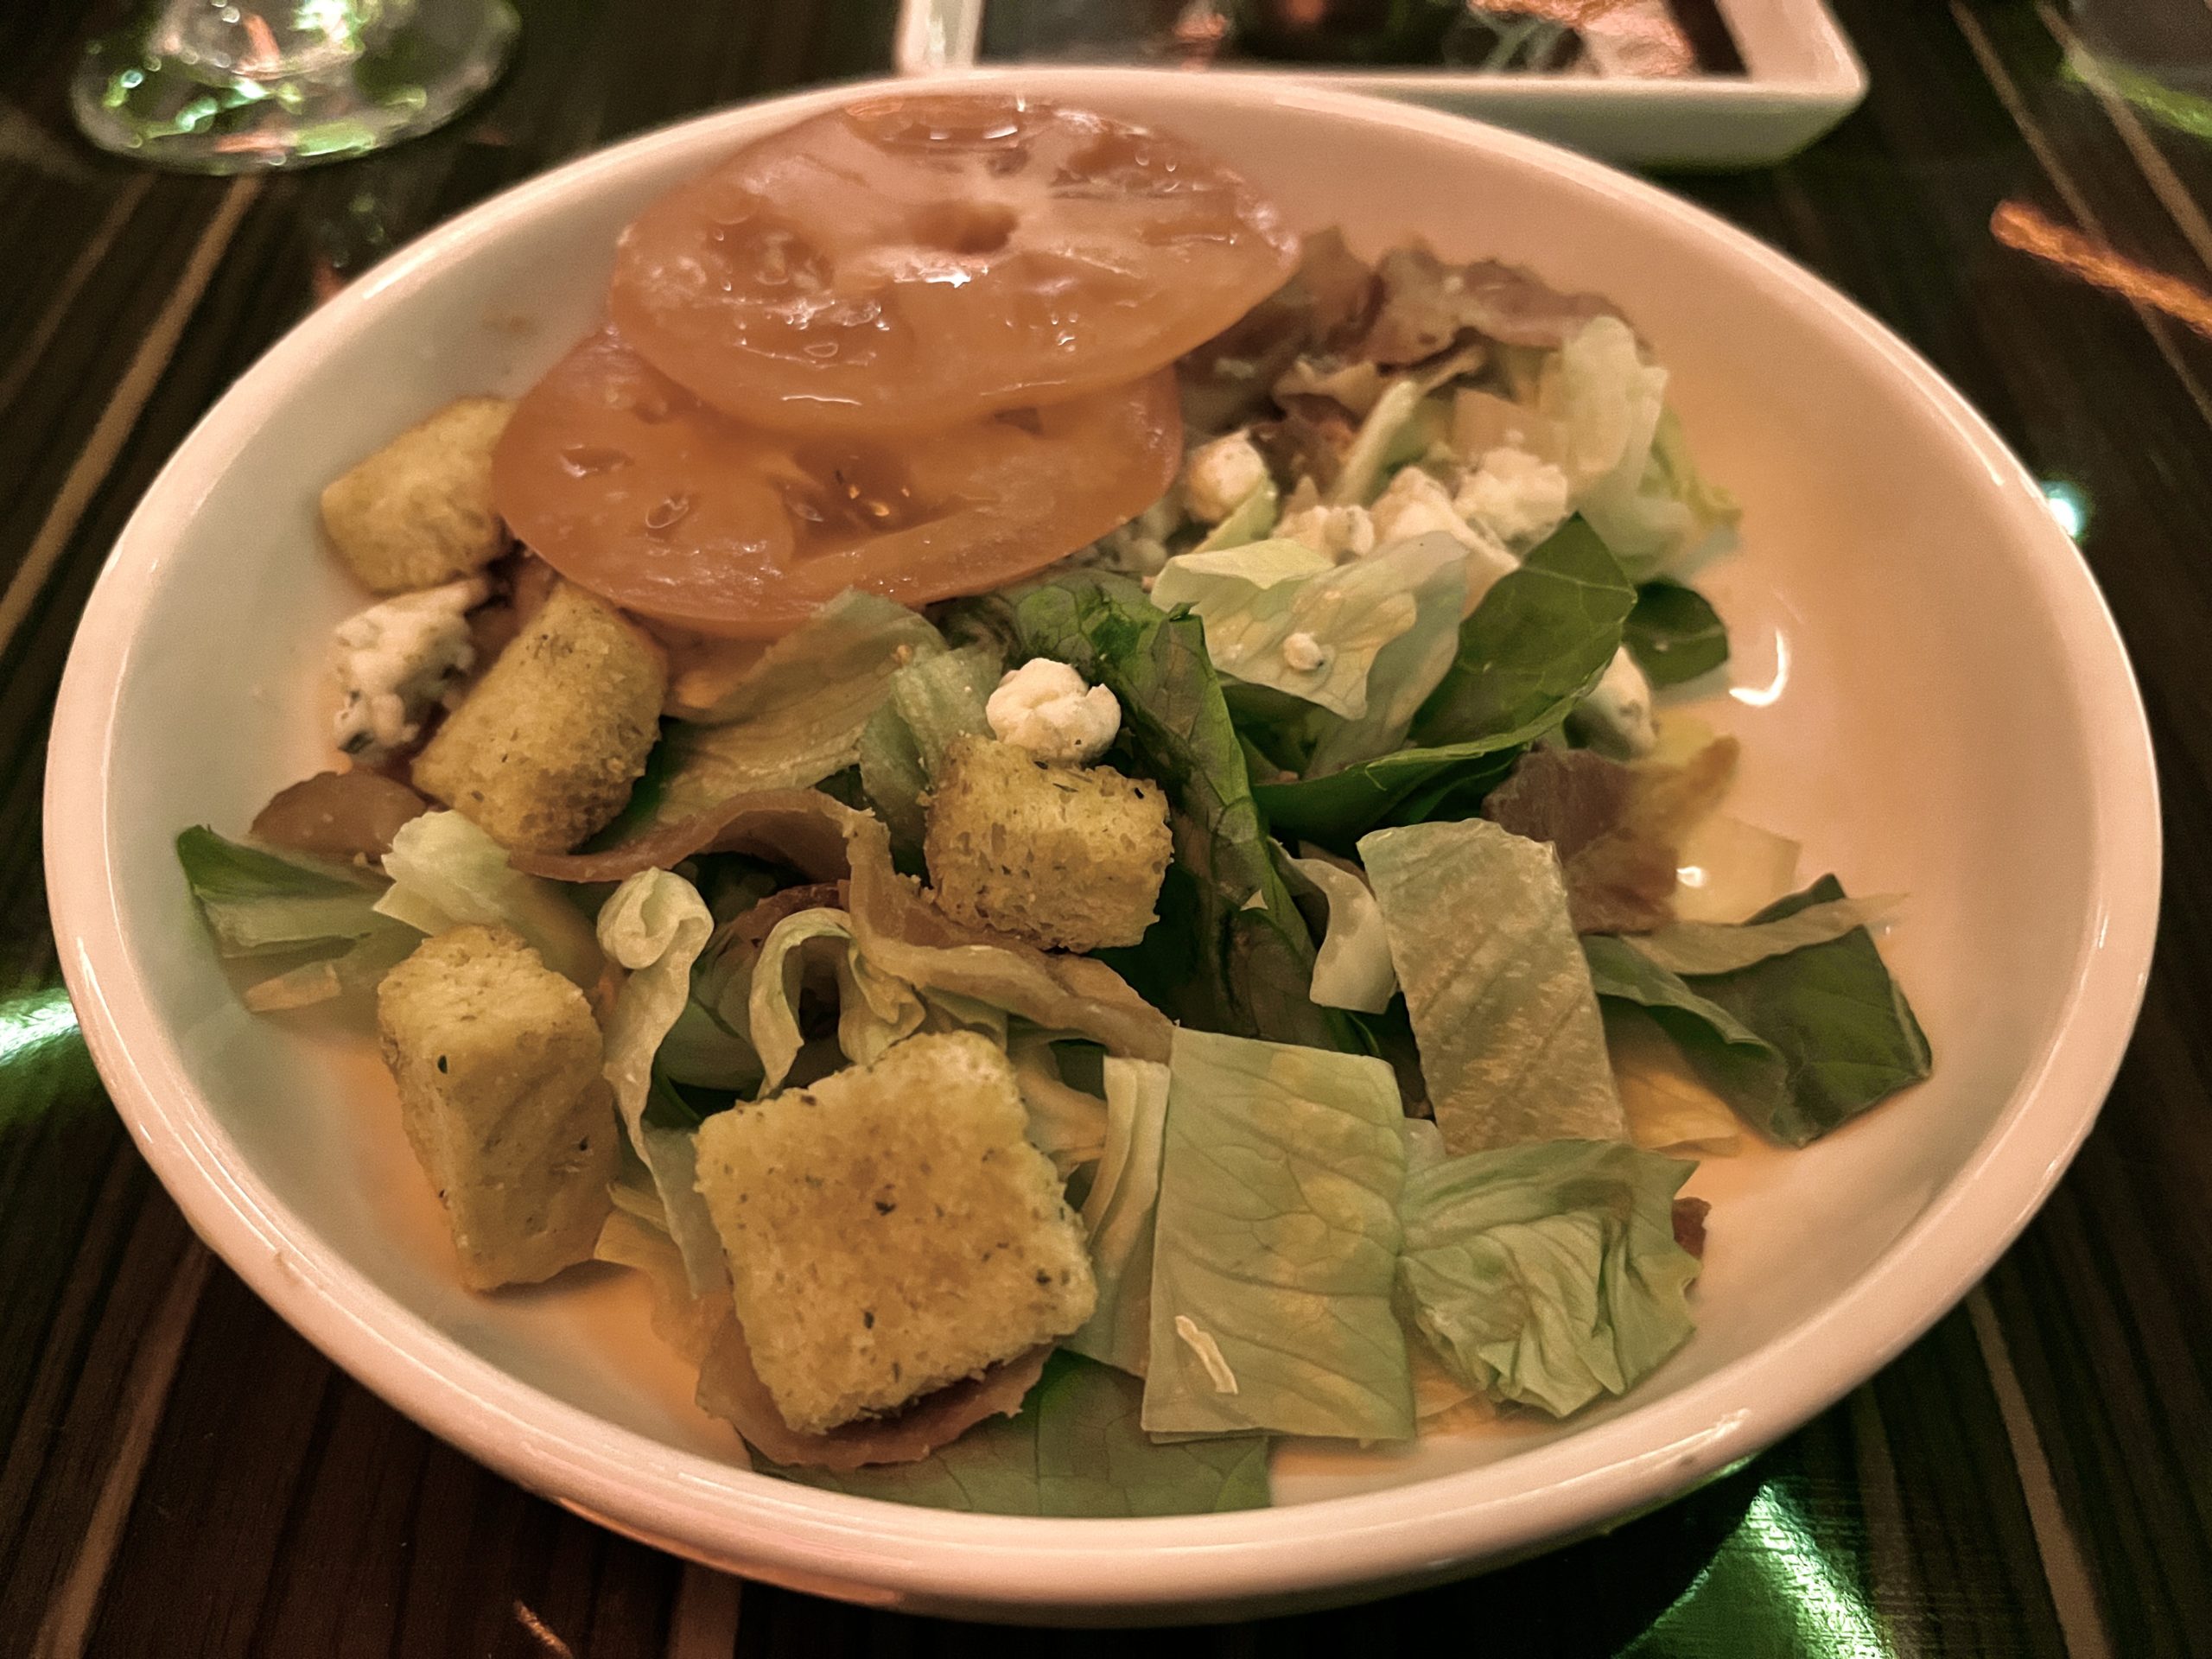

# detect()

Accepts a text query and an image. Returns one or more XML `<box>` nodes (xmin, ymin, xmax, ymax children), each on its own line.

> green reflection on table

<box><xmin>1627</xmin><ymin>1478</ymin><xmax>1891</xmax><ymax>1658</ymax></box>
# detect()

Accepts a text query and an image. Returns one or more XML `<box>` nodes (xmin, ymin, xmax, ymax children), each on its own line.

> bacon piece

<box><xmin>695</xmin><ymin>1311</ymin><xmax>1047</xmax><ymax>1470</ymax></box>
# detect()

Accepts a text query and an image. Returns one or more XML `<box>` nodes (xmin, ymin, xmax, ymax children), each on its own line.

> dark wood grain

<box><xmin>3</xmin><ymin>0</ymin><xmax>2209</xmax><ymax>1652</ymax></box>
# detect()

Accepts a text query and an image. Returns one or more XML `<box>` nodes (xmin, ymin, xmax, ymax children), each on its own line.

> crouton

<box><xmin>411</xmin><ymin>582</ymin><xmax>666</xmax><ymax>854</ymax></box>
<box><xmin>376</xmin><ymin>925</ymin><xmax>618</xmax><ymax>1290</ymax></box>
<box><xmin>923</xmin><ymin>735</ymin><xmax>1172</xmax><ymax>951</ymax></box>
<box><xmin>693</xmin><ymin>1032</ymin><xmax>1096</xmax><ymax>1435</ymax></box>
<box><xmin>321</xmin><ymin>397</ymin><xmax>515</xmax><ymax>594</ymax></box>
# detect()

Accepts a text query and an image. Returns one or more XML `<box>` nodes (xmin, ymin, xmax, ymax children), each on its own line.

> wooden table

<box><xmin>4</xmin><ymin>1</ymin><xmax>2207</xmax><ymax>1652</ymax></box>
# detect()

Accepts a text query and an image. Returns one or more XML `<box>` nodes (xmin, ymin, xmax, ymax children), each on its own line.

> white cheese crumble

<box><xmin>1280</xmin><ymin>630</ymin><xmax>1328</xmax><ymax>673</ymax></box>
<box><xmin>985</xmin><ymin>658</ymin><xmax>1122</xmax><ymax>765</ymax></box>
<box><xmin>1455</xmin><ymin>446</ymin><xmax>1573</xmax><ymax>549</ymax></box>
<box><xmin>330</xmin><ymin>575</ymin><xmax>487</xmax><ymax>760</ymax></box>
<box><xmin>1181</xmin><ymin>431</ymin><xmax>1271</xmax><ymax>524</ymax></box>
<box><xmin>1370</xmin><ymin>466</ymin><xmax>1481</xmax><ymax>550</ymax></box>
<box><xmin>1276</xmin><ymin>502</ymin><xmax>1375</xmax><ymax>563</ymax></box>
<box><xmin>1571</xmin><ymin>645</ymin><xmax>1659</xmax><ymax>759</ymax></box>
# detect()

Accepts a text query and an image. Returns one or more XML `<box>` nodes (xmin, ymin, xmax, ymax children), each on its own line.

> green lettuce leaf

<box><xmin>595</xmin><ymin>869</ymin><xmax>729</xmax><ymax>1295</ymax></box>
<box><xmin>1301</xmin><ymin>533</ymin><xmax>1469</xmax><ymax>775</ymax></box>
<box><xmin>1141</xmin><ymin>1028</ymin><xmax>1413</xmax><ymax>1440</ymax></box>
<box><xmin>772</xmin><ymin>1351</ymin><xmax>1269</xmax><ymax>1516</ymax></box>
<box><xmin>1007</xmin><ymin>1029</ymin><xmax>1109</xmax><ymax>1176</ymax></box>
<box><xmin>857</xmin><ymin>644</ymin><xmax>1001</xmax><ymax>848</ymax></box>
<box><xmin>1191</xmin><ymin>480</ymin><xmax>1279</xmax><ymax>553</ymax></box>
<box><xmin>1326</xmin><ymin>375</ymin><xmax>1426</xmax><ymax>507</ymax></box>
<box><xmin>1152</xmin><ymin>537</ymin><xmax>1449</xmax><ymax>720</ymax></box>
<box><xmin>1624</xmin><ymin>579</ymin><xmax>1729</xmax><ymax>688</ymax></box>
<box><xmin>1396</xmin><ymin>1138</ymin><xmax>1700</xmax><ymax>1417</ymax></box>
<box><xmin>175</xmin><ymin>827</ymin><xmax>390</xmax><ymax>957</ymax></box>
<box><xmin>1583</xmin><ymin>879</ymin><xmax>1930</xmax><ymax>1146</ymax></box>
<box><xmin>1010</xmin><ymin>572</ymin><xmax>1350</xmax><ymax>1051</ymax></box>
<box><xmin>1412</xmin><ymin>517</ymin><xmax>1636</xmax><ymax>747</ymax></box>
<box><xmin>1064</xmin><ymin>1056</ymin><xmax>1173</xmax><ymax>1376</ymax></box>
<box><xmin>1362</xmin><ymin>817</ymin><xmax>1626</xmax><ymax>1154</ymax></box>
<box><xmin>655</xmin><ymin>593</ymin><xmax>944</xmax><ymax>823</ymax></box>
<box><xmin>1626</xmin><ymin>893</ymin><xmax>1902</xmax><ymax>977</ymax></box>
<box><xmin>1256</xmin><ymin>519</ymin><xmax>1632</xmax><ymax>849</ymax></box>
<box><xmin>747</xmin><ymin>907</ymin><xmax>925</xmax><ymax>1094</ymax></box>
<box><xmin>376</xmin><ymin>810</ymin><xmax>601</xmax><ymax>987</ymax></box>
<box><xmin>655</xmin><ymin>919</ymin><xmax>764</xmax><ymax>1093</ymax></box>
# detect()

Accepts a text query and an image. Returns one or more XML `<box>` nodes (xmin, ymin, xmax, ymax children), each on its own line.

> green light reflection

<box><xmin>0</xmin><ymin>984</ymin><xmax>79</xmax><ymax>1068</ymax></box>
<box><xmin>2041</xmin><ymin>478</ymin><xmax>2091</xmax><ymax>541</ymax></box>
<box><xmin>1627</xmin><ymin>1479</ymin><xmax>1892</xmax><ymax>1659</ymax></box>
<box><xmin>2062</xmin><ymin>51</ymin><xmax>2212</xmax><ymax>146</ymax></box>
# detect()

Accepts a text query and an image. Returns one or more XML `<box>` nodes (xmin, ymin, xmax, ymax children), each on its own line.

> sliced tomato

<box><xmin>607</xmin><ymin>93</ymin><xmax>1299</xmax><ymax>435</ymax></box>
<box><xmin>492</xmin><ymin>329</ymin><xmax>1180</xmax><ymax>638</ymax></box>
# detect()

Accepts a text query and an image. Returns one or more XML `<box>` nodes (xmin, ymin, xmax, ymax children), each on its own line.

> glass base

<box><xmin>72</xmin><ymin>0</ymin><xmax>519</xmax><ymax>174</ymax></box>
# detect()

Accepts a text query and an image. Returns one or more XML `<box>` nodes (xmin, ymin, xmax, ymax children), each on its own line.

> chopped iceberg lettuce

<box><xmin>655</xmin><ymin>592</ymin><xmax>945</xmax><ymax>822</ymax></box>
<box><xmin>1141</xmin><ymin>1028</ymin><xmax>1414</xmax><ymax>1441</ymax></box>
<box><xmin>1395</xmin><ymin>1137</ymin><xmax>1700</xmax><ymax>1417</ymax></box>
<box><xmin>1152</xmin><ymin>535</ymin><xmax>1460</xmax><ymax>720</ymax></box>
<box><xmin>595</xmin><ymin>868</ymin><xmax>729</xmax><ymax>1296</ymax></box>
<box><xmin>175</xmin><ymin>826</ymin><xmax>390</xmax><ymax>957</ymax></box>
<box><xmin>1064</xmin><ymin>1056</ymin><xmax>1173</xmax><ymax>1377</ymax></box>
<box><xmin>1361</xmin><ymin>817</ymin><xmax>1626</xmax><ymax>1154</ymax></box>
<box><xmin>376</xmin><ymin>810</ymin><xmax>601</xmax><ymax>987</ymax></box>
<box><xmin>1282</xmin><ymin>847</ymin><xmax>1398</xmax><ymax>1014</ymax></box>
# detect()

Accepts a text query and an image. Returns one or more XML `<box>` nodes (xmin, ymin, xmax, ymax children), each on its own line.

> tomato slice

<box><xmin>492</xmin><ymin>329</ymin><xmax>1180</xmax><ymax>638</ymax></box>
<box><xmin>607</xmin><ymin>93</ymin><xmax>1299</xmax><ymax>435</ymax></box>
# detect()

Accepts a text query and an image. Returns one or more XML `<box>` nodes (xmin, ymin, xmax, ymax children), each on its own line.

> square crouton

<box><xmin>376</xmin><ymin>924</ymin><xmax>618</xmax><ymax>1290</ymax></box>
<box><xmin>923</xmin><ymin>735</ymin><xmax>1172</xmax><ymax>951</ymax></box>
<box><xmin>694</xmin><ymin>1031</ymin><xmax>1096</xmax><ymax>1434</ymax></box>
<box><xmin>321</xmin><ymin>397</ymin><xmax>516</xmax><ymax>594</ymax></box>
<box><xmin>412</xmin><ymin>582</ymin><xmax>666</xmax><ymax>854</ymax></box>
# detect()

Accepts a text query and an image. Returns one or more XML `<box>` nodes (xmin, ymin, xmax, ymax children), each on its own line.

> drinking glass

<box><xmin>73</xmin><ymin>0</ymin><xmax>518</xmax><ymax>174</ymax></box>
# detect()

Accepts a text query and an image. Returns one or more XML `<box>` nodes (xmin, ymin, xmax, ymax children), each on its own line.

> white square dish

<box><xmin>895</xmin><ymin>0</ymin><xmax>1869</xmax><ymax>166</ymax></box>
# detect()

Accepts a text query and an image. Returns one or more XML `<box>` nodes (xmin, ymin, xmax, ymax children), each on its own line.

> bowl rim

<box><xmin>44</xmin><ymin>66</ymin><xmax>2162</xmax><ymax>1614</ymax></box>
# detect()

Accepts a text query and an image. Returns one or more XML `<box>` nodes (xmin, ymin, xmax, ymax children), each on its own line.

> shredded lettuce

<box><xmin>1064</xmin><ymin>1056</ymin><xmax>1172</xmax><ymax>1376</ymax></box>
<box><xmin>1282</xmin><ymin>847</ymin><xmax>1398</xmax><ymax>1014</ymax></box>
<box><xmin>238</xmin><ymin>925</ymin><xmax>421</xmax><ymax>1012</ymax></box>
<box><xmin>1362</xmin><ymin>817</ymin><xmax>1626</xmax><ymax>1154</ymax></box>
<box><xmin>594</xmin><ymin>869</ymin><xmax>731</xmax><ymax>1295</ymax></box>
<box><xmin>858</xmin><ymin>644</ymin><xmax>1001</xmax><ymax>849</ymax></box>
<box><xmin>654</xmin><ymin>920</ymin><xmax>763</xmax><ymax>1092</ymax></box>
<box><xmin>175</xmin><ymin>827</ymin><xmax>390</xmax><ymax>957</ymax></box>
<box><xmin>747</xmin><ymin>907</ymin><xmax>925</xmax><ymax>1095</ymax></box>
<box><xmin>376</xmin><ymin>810</ymin><xmax>601</xmax><ymax>987</ymax></box>
<box><xmin>1326</xmin><ymin>376</ymin><xmax>1427</xmax><ymax>507</ymax></box>
<box><xmin>772</xmin><ymin>1351</ymin><xmax>1269</xmax><ymax>1516</ymax></box>
<box><xmin>1395</xmin><ymin>1138</ymin><xmax>1700</xmax><ymax>1417</ymax></box>
<box><xmin>1192</xmin><ymin>480</ymin><xmax>1279</xmax><ymax>553</ymax></box>
<box><xmin>1007</xmin><ymin>1029</ymin><xmax>1109</xmax><ymax>1176</ymax></box>
<box><xmin>654</xmin><ymin>593</ymin><xmax>944</xmax><ymax>822</ymax></box>
<box><xmin>1141</xmin><ymin>1028</ymin><xmax>1413</xmax><ymax>1440</ymax></box>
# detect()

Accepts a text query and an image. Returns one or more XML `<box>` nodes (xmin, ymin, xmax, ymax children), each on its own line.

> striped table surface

<box><xmin>3</xmin><ymin>0</ymin><xmax>2208</xmax><ymax>1653</ymax></box>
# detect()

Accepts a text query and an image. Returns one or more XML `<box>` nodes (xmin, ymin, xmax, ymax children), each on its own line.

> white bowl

<box><xmin>45</xmin><ymin>69</ymin><xmax>2160</xmax><ymax>1622</ymax></box>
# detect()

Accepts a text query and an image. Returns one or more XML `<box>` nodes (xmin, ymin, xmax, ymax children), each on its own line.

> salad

<box><xmin>176</xmin><ymin>94</ymin><xmax>1929</xmax><ymax>1516</ymax></box>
